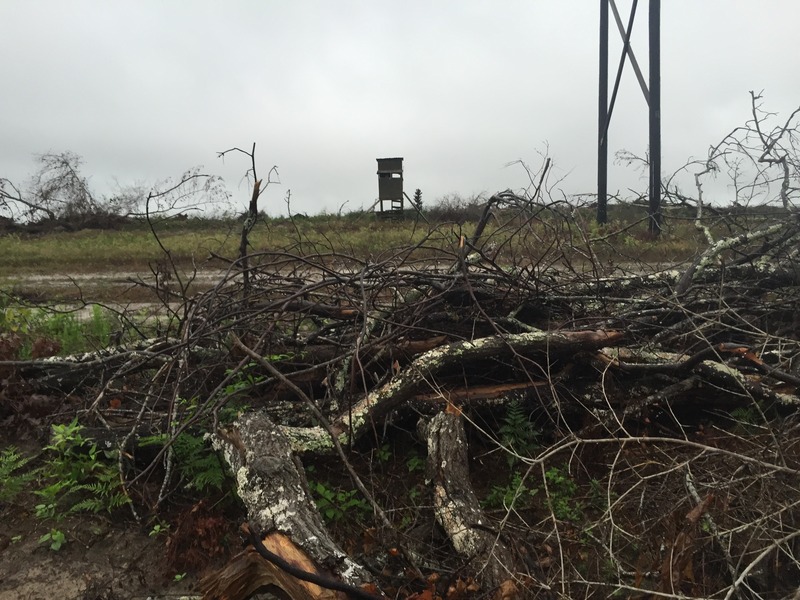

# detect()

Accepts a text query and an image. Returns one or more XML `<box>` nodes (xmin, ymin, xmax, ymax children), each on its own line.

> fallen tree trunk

<box><xmin>279</xmin><ymin>328</ymin><xmax>625</xmax><ymax>453</ymax></box>
<box><xmin>203</xmin><ymin>406</ymin><xmax>536</xmax><ymax>598</ymax></box>
<box><xmin>203</xmin><ymin>411</ymin><xmax>376</xmax><ymax>599</ymax></box>
<box><xmin>598</xmin><ymin>345</ymin><xmax>800</xmax><ymax>407</ymax></box>
<box><xmin>421</xmin><ymin>408</ymin><xmax>524</xmax><ymax>593</ymax></box>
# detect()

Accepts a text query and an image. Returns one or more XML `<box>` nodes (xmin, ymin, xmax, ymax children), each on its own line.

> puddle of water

<box><xmin>0</xmin><ymin>269</ymin><xmax>229</xmax><ymax>287</ymax></box>
<box><xmin>0</xmin><ymin>269</ymin><xmax>233</xmax><ymax>321</ymax></box>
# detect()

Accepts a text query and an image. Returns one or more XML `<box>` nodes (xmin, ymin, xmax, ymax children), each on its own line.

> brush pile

<box><xmin>4</xmin><ymin>198</ymin><xmax>800</xmax><ymax>599</ymax></box>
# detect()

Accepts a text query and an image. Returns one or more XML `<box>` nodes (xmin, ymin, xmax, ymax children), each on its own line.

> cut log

<box><xmin>201</xmin><ymin>532</ymin><xmax>340</xmax><ymax>600</ymax></box>
<box><xmin>420</xmin><ymin>408</ymin><xmax>523</xmax><ymax>592</ymax></box>
<box><xmin>204</xmin><ymin>411</ymin><xmax>375</xmax><ymax>599</ymax></box>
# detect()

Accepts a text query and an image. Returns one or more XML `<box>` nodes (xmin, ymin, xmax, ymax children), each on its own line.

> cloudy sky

<box><xmin>2</xmin><ymin>1</ymin><xmax>799</xmax><ymax>216</ymax></box>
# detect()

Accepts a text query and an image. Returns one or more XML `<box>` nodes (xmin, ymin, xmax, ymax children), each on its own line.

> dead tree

<box><xmin>217</xmin><ymin>143</ymin><xmax>278</xmax><ymax>297</ymax></box>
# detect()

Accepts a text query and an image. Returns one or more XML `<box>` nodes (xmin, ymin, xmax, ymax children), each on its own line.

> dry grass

<box><xmin>0</xmin><ymin>207</ymin><xmax>710</xmax><ymax>274</ymax></box>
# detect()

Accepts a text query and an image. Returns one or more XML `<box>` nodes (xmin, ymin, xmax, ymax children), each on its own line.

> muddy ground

<box><xmin>0</xmin><ymin>510</ymin><xmax>198</xmax><ymax>600</ymax></box>
<box><xmin>0</xmin><ymin>270</ymin><xmax>227</xmax><ymax>305</ymax></box>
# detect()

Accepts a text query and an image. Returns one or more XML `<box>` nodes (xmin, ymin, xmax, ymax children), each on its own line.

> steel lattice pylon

<box><xmin>597</xmin><ymin>0</ymin><xmax>661</xmax><ymax>233</ymax></box>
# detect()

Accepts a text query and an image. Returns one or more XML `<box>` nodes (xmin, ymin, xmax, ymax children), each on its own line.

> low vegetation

<box><xmin>0</xmin><ymin>203</ymin><xmax>757</xmax><ymax>274</ymax></box>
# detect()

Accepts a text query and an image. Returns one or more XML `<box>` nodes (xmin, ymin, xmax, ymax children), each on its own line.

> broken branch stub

<box><xmin>421</xmin><ymin>410</ymin><xmax>524</xmax><ymax>592</ymax></box>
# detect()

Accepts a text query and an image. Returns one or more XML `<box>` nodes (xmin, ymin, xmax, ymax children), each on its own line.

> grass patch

<box><xmin>0</xmin><ymin>207</ymin><xmax>708</xmax><ymax>276</ymax></box>
<box><xmin>0</xmin><ymin>296</ymin><xmax>117</xmax><ymax>357</ymax></box>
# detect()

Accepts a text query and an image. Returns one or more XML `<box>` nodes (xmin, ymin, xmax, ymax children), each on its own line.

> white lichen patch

<box><xmin>338</xmin><ymin>557</ymin><xmax>370</xmax><ymax>585</ymax></box>
<box><xmin>238</xmin><ymin>478</ymin><xmax>299</xmax><ymax>530</ymax></box>
<box><xmin>701</xmin><ymin>360</ymin><xmax>745</xmax><ymax>380</ymax></box>
<box><xmin>280</xmin><ymin>425</ymin><xmax>333</xmax><ymax>452</ymax></box>
<box><xmin>236</xmin><ymin>466</ymin><xmax>249</xmax><ymax>489</ymax></box>
<box><xmin>776</xmin><ymin>392</ymin><xmax>800</xmax><ymax>405</ymax></box>
<box><xmin>434</xmin><ymin>485</ymin><xmax>479</xmax><ymax>555</ymax></box>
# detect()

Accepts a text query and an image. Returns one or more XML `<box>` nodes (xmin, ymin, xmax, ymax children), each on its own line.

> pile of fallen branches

<box><xmin>4</xmin><ymin>193</ymin><xmax>800</xmax><ymax>599</ymax></box>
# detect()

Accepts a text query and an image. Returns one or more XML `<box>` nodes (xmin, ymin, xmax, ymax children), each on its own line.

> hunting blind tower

<box><xmin>376</xmin><ymin>157</ymin><xmax>404</xmax><ymax>218</ymax></box>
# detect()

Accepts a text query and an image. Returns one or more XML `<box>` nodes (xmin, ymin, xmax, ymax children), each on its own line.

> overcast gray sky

<box><xmin>2</xmin><ymin>1</ymin><xmax>799</xmax><ymax>216</ymax></box>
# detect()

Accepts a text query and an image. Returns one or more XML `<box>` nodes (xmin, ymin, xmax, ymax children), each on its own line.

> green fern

<box><xmin>544</xmin><ymin>466</ymin><xmax>582</xmax><ymax>521</ymax></box>
<box><xmin>69</xmin><ymin>487</ymin><xmax>130</xmax><ymax>514</ymax></box>
<box><xmin>0</xmin><ymin>447</ymin><xmax>38</xmax><ymax>503</ymax></box>
<box><xmin>310</xmin><ymin>480</ymin><xmax>372</xmax><ymax>523</ymax></box>
<box><xmin>172</xmin><ymin>433</ymin><xmax>228</xmax><ymax>492</ymax></box>
<box><xmin>38</xmin><ymin>419</ymin><xmax>130</xmax><ymax>517</ymax></box>
<box><xmin>730</xmin><ymin>406</ymin><xmax>760</xmax><ymax>430</ymax></box>
<box><xmin>139</xmin><ymin>431</ymin><xmax>229</xmax><ymax>493</ymax></box>
<box><xmin>499</xmin><ymin>398</ymin><xmax>540</xmax><ymax>466</ymax></box>
<box><xmin>483</xmin><ymin>471</ymin><xmax>538</xmax><ymax>509</ymax></box>
<box><xmin>67</xmin><ymin>481</ymin><xmax>130</xmax><ymax>514</ymax></box>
